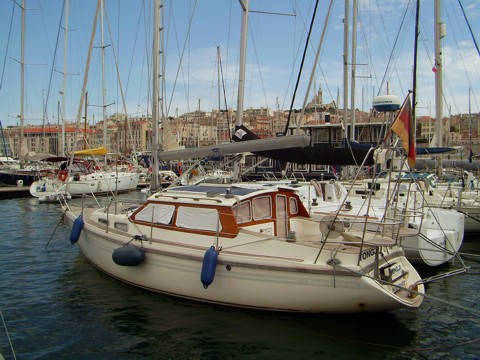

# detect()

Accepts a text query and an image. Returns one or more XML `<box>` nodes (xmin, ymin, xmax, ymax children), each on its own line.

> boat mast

<box><xmin>72</xmin><ymin>0</ymin><xmax>100</xmax><ymax>167</ymax></box>
<box><xmin>434</xmin><ymin>0</ymin><xmax>445</xmax><ymax>147</ymax></box>
<box><xmin>412</xmin><ymin>0</ymin><xmax>419</xmax><ymax>139</ymax></box>
<box><xmin>101</xmin><ymin>0</ymin><xmax>107</xmax><ymax>149</ymax></box>
<box><xmin>350</xmin><ymin>0</ymin><xmax>357</xmax><ymax>141</ymax></box>
<box><xmin>232</xmin><ymin>0</ymin><xmax>249</xmax><ymax>181</ymax></box>
<box><xmin>217</xmin><ymin>46</ymin><xmax>221</xmax><ymax>116</ymax></box>
<box><xmin>61</xmin><ymin>0</ymin><xmax>69</xmax><ymax>156</ymax></box>
<box><xmin>342</xmin><ymin>0</ymin><xmax>349</xmax><ymax>141</ymax></box>
<box><xmin>235</xmin><ymin>0</ymin><xmax>249</xmax><ymax>128</ymax></box>
<box><xmin>151</xmin><ymin>0</ymin><xmax>162</xmax><ymax>191</ymax></box>
<box><xmin>216</xmin><ymin>46</ymin><xmax>221</xmax><ymax>144</ymax></box>
<box><xmin>19</xmin><ymin>0</ymin><xmax>25</xmax><ymax>168</ymax></box>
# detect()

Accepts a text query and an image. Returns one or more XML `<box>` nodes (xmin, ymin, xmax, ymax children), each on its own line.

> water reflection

<box><xmin>63</xmin><ymin>253</ymin><xmax>420</xmax><ymax>359</ymax></box>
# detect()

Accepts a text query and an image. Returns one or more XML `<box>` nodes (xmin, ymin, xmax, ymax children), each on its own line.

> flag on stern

<box><xmin>391</xmin><ymin>94</ymin><xmax>416</xmax><ymax>168</ymax></box>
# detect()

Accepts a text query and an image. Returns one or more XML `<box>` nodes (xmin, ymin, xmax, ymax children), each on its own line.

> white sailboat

<box><xmin>29</xmin><ymin>154</ymin><xmax>139</xmax><ymax>202</ymax></box>
<box><xmin>61</xmin><ymin>0</ymin><xmax>425</xmax><ymax>313</ymax></box>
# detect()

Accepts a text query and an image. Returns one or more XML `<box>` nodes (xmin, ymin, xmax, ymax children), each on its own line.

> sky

<box><xmin>0</xmin><ymin>0</ymin><xmax>479</xmax><ymax>130</ymax></box>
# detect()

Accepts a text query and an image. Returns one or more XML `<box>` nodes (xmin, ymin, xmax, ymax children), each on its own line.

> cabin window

<box><xmin>294</xmin><ymin>163</ymin><xmax>308</xmax><ymax>171</ymax></box>
<box><xmin>233</xmin><ymin>201</ymin><xmax>252</xmax><ymax>223</ymax></box>
<box><xmin>312</xmin><ymin>164</ymin><xmax>327</xmax><ymax>171</ymax></box>
<box><xmin>331</xmin><ymin>128</ymin><xmax>343</xmax><ymax>145</ymax></box>
<box><xmin>312</xmin><ymin>128</ymin><xmax>329</xmax><ymax>143</ymax></box>
<box><xmin>135</xmin><ymin>204</ymin><xmax>175</xmax><ymax>225</ymax></box>
<box><xmin>252</xmin><ymin>196</ymin><xmax>272</xmax><ymax>220</ymax></box>
<box><xmin>176</xmin><ymin>206</ymin><xmax>221</xmax><ymax>232</ymax></box>
<box><xmin>114</xmin><ymin>222</ymin><xmax>128</xmax><ymax>232</ymax></box>
<box><xmin>289</xmin><ymin>197</ymin><xmax>298</xmax><ymax>214</ymax></box>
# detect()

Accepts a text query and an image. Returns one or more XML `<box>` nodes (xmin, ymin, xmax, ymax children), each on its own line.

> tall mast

<box><xmin>235</xmin><ymin>0</ymin><xmax>249</xmax><ymax>128</ymax></box>
<box><xmin>350</xmin><ymin>0</ymin><xmax>357</xmax><ymax>141</ymax></box>
<box><xmin>216</xmin><ymin>46</ymin><xmax>221</xmax><ymax>144</ymax></box>
<box><xmin>19</xmin><ymin>0</ymin><xmax>25</xmax><ymax>168</ymax></box>
<box><xmin>434</xmin><ymin>0</ymin><xmax>445</xmax><ymax>147</ymax></box>
<box><xmin>101</xmin><ymin>0</ymin><xmax>107</xmax><ymax>148</ymax></box>
<box><xmin>151</xmin><ymin>0</ymin><xmax>161</xmax><ymax>191</ymax></box>
<box><xmin>217</xmin><ymin>46</ymin><xmax>221</xmax><ymax>114</ymax></box>
<box><xmin>412</xmin><ymin>0</ymin><xmax>420</xmax><ymax>137</ymax></box>
<box><xmin>61</xmin><ymin>0</ymin><xmax>69</xmax><ymax>155</ymax></box>
<box><xmin>342</xmin><ymin>0</ymin><xmax>350</xmax><ymax>140</ymax></box>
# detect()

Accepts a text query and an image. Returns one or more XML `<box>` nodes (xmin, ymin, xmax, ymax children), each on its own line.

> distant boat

<box><xmin>29</xmin><ymin>156</ymin><xmax>140</xmax><ymax>202</ymax></box>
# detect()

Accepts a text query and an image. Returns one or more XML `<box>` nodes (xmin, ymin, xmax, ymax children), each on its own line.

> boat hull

<box><xmin>63</xmin><ymin>208</ymin><xmax>424</xmax><ymax>313</ymax></box>
<box><xmin>30</xmin><ymin>172</ymin><xmax>140</xmax><ymax>198</ymax></box>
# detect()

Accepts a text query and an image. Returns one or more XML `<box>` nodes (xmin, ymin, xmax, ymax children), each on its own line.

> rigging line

<box><xmin>104</xmin><ymin>6</ymin><xmax>135</xmax><ymax>150</ymax></box>
<box><xmin>282</xmin><ymin>0</ymin><xmax>311</xmax><ymax>111</ymax></box>
<box><xmin>283</xmin><ymin>0</ymin><xmax>319</xmax><ymax>135</ymax></box>
<box><xmin>414</xmin><ymin>232</ymin><xmax>464</xmax><ymax>261</ymax></box>
<box><xmin>294</xmin><ymin>0</ymin><xmax>332</xmax><ymax>133</ymax></box>
<box><xmin>457</xmin><ymin>0</ymin><xmax>480</xmax><ymax>59</ymax></box>
<box><xmin>0</xmin><ymin>1</ymin><xmax>16</xmax><ymax>92</ymax></box>
<box><xmin>247</xmin><ymin>19</ymin><xmax>270</xmax><ymax>111</ymax></box>
<box><xmin>43</xmin><ymin>0</ymin><xmax>66</xmax><ymax>124</ymax></box>
<box><xmin>141</xmin><ymin>1</ymin><xmax>151</xmax><ymax>118</ymax></box>
<box><xmin>166</xmin><ymin>0</ymin><xmax>199</xmax><ymax>117</ymax></box>
<box><xmin>124</xmin><ymin>0</ymin><xmax>146</xmax><ymax>97</ymax></box>
<box><xmin>219</xmin><ymin>49</ymin><xmax>232</xmax><ymax>140</ymax></box>
<box><xmin>443</xmin><ymin>4</ymin><xmax>479</xmax><ymax>114</ymax></box>
<box><xmin>377</xmin><ymin>0</ymin><xmax>411</xmax><ymax>96</ymax></box>
<box><xmin>359</xmin><ymin>3</ymin><xmax>381</xmax><ymax>94</ymax></box>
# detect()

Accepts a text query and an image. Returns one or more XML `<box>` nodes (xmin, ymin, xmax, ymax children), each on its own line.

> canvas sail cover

<box><xmin>158</xmin><ymin>132</ymin><xmax>310</xmax><ymax>161</ymax></box>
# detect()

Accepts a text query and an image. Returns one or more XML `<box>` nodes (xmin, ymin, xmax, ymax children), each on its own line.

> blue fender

<box><xmin>201</xmin><ymin>246</ymin><xmax>218</xmax><ymax>289</ymax></box>
<box><xmin>112</xmin><ymin>246</ymin><xmax>145</xmax><ymax>266</ymax></box>
<box><xmin>70</xmin><ymin>215</ymin><xmax>84</xmax><ymax>244</ymax></box>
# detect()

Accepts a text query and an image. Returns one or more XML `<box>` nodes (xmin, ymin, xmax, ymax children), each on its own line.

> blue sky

<box><xmin>0</xmin><ymin>0</ymin><xmax>479</xmax><ymax>129</ymax></box>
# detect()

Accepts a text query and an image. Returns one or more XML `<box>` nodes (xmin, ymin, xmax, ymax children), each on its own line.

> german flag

<box><xmin>391</xmin><ymin>95</ymin><xmax>415</xmax><ymax>168</ymax></box>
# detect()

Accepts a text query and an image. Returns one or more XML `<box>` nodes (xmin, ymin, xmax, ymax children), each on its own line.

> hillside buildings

<box><xmin>1</xmin><ymin>103</ymin><xmax>478</xmax><ymax>160</ymax></box>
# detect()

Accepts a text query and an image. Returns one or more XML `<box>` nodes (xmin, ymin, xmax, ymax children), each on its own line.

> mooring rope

<box><xmin>0</xmin><ymin>310</ymin><xmax>16</xmax><ymax>360</ymax></box>
<box><xmin>45</xmin><ymin>216</ymin><xmax>65</xmax><ymax>249</ymax></box>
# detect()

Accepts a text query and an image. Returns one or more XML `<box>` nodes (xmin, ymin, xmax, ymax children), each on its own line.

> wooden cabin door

<box><xmin>275</xmin><ymin>195</ymin><xmax>288</xmax><ymax>237</ymax></box>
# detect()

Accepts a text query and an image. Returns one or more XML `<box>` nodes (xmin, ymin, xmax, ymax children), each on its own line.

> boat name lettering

<box><xmin>360</xmin><ymin>248</ymin><xmax>376</xmax><ymax>260</ymax></box>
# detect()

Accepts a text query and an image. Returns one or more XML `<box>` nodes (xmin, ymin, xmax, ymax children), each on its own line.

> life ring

<box><xmin>58</xmin><ymin>170</ymin><xmax>68</xmax><ymax>182</ymax></box>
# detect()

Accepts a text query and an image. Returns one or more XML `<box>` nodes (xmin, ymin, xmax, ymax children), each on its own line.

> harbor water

<box><xmin>0</xmin><ymin>195</ymin><xmax>479</xmax><ymax>359</ymax></box>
